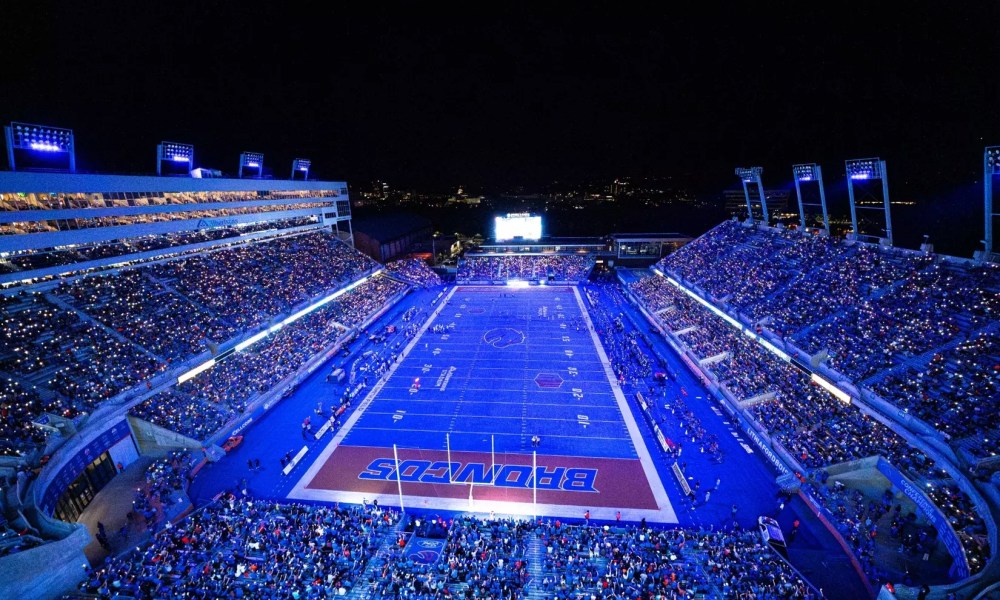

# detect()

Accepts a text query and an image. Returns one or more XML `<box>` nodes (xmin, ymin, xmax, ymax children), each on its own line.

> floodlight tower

<box><xmin>4</xmin><ymin>122</ymin><xmax>76</xmax><ymax>172</ymax></box>
<box><xmin>156</xmin><ymin>141</ymin><xmax>194</xmax><ymax>176</ymax></box>
<box><xmin>735</xmin><ymin>166</ymin><xmax>768</xmax><ymax>225</ymax></box>
<box><xmin>845</xmin><ymin>157</ymin><xmax>892</xmax><ymax>246</ymax></box>
<box><xmin>239</xmin><ymin>152</ymin><xmax>264</xmax><ymax>178</ymax></box>
<box><xmin>981</xmin><ymin>146</ymin><xmax>1000</xmax><ymax>262</ymax></box>
<box><xmin>291</xmin><ymin>158</ymin><xmax>311</xmax><ymax>180</ymax></box>
<box><xmin>792</xmin><ymin>163</ymin><xmax>830</xmax><ymax>234</ymax></box>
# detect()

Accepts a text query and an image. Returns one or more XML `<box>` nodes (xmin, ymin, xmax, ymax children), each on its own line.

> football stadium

<box><xmin>0</xmin><ymin>128</ymin><xmax>998</xmax><ymax>600</ymax></box>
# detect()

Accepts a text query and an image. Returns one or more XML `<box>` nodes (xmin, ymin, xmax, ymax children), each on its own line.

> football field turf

<box><xmin>289</xmin><ymin>285</ymin><xmax>676</xmax><ymax>522</ymax></box>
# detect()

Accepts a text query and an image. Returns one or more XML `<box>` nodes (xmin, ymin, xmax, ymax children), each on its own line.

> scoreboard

<box><xmin>494</xmin><ymin>213</ymin><xmax>542</xmax><ymax>241</ymax></box>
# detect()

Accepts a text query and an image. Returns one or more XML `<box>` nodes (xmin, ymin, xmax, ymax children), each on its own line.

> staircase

<box><xmin>524</xmin><ymin>533</ymin><xmax>547</xmax><ymax>600</ymax></box>
<box><xmin>349</xmin><ymin>517</ymin><xmax>408</xmax><ymax>599</ymax></box>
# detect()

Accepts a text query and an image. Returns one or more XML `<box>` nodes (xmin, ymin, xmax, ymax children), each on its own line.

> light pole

<box><xmin>432</xmin><ymin>232</ymin><xmax>440</xmax><ymax>266</ymax></box>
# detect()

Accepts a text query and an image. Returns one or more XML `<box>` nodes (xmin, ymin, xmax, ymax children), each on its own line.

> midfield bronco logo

<box><xmin>482</xmin><ymin>327</ymin><xmax>525</xmax><ymax>348</ymax></box>
<box><xmin>359</xmin><ymin>459</ymin><xmax>598</xmax><ymax>492</ymax></box>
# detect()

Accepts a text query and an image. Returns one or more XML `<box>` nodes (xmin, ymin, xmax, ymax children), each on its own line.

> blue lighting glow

<box><xmin>298</xmin><ymin>166</ymin><xmax>308</xmax><ymax>171</ymax></box>
<box><xmin>171</xmin><ymin>155</ymin><xmax>190</xmax><ymax>162</ymax></box>
<box><xmin>247</xmin><ymin>162</ymin><xmax>259</xmax><ymax>168</ymax></box>
<box><xmin>845</xmin><ymin>158</ymin><xmax>881</xmax><ymax>181</ymax></box>
<box><xmin>792</xmin><ymin>164</ymin><xmax>818</xmax><ymax>182</ymax></box>
<box><xmin>661</xmin><ymin>273</ymin><xmax>791</xmax><ymax>362</ymax></box>
<box><xmin>183</xmin><ymin>271</ymin><xmax>383</xmax><ymax>383</ymax></box>
<box><xmin>10</xmin><ymin>122</ymin><xmax>73</xmax><ymax>154</ymax></box>
<box><xmin>986</xmin><ymin>147</ymin><xmax>1000</xmax><ymax>172</ymax></box>
<box><xmin>734</xmin><ymin>166</ymin><xmax>762</xmax><ymax>183</ymax></box>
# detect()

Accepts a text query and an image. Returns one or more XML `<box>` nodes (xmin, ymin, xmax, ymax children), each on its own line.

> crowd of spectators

<box><xmin>924</xmin><ymin>481</ymin><xmax>991</xmax><ymax>574</ymax></box>
<box><xmin>530</xmin><ymin>519</ymin><xmax>817</xmax><ymax>599</ymax></box>
<box><xmin>385</xmin><ymin>258</ymin><xmax>443</xmax><ymax>288</ymax></box>
<box><xmin>56</xmin><ymin>269</ymin><xmax>238</xmax><ymax>361</ymax></box>
<box><xmin>747</xmin><ymin>245</ymin><xmax>930</xmax><ymax>338</ymax></box>
<box><xmin>0</xmin><ymin>291</ymin><xmax>164</xmax><ymax>430</ymax></box>
<box><xmin>628</xmin><ymin>269</ymin><xmax>990</xmax><ymax>575</ymax></box>
<box><xmin>458</xmin><ymin>255</ymin><xmax>594</xmax><ymax>283</ymax></box>
<box><xmin>130</xmin><ymin>275</ymin><xmax>407</xmax><ymax>440</ymax></box>
<box><xmin>647</xmin><ymin>216</ymin><xmax>1000</xmax><ymax>464</ymax></box>
<box><xmin>78</xmin><ymin>495</ymin><xmax>400</xmax><ymax>599</ymax></box>
<box><xmin>96</xmin><ymin>450</ymin><xmax>196</xmax><ymax>553</ymax></box>
<box><xmin>0</xmin><ymin>231</ymin><xmax>383</xmax><ymax>454</ymax></box>
<box><xmin>584</xmin><ymin>284</ymin><xmax>654</xmax><ymax>385</ymax></box>
<box><xmin>656</xmin><ymin>222</ymin><xmax>999</xmax><ymax>389</ymax></box>
<box><xmin>0</xmin><ymin>217</ymin><xmax>316</xmax><ymax>276</ymax></box>
<box><xmin>369</xmin><ymin>512</ymin><xmax>818</xmax><ymax>600</ymax></box>
<box><xmin>804</xmin><ymin>479</ymin><xmax>918</xmax><ymax>585</ymax></box>
<box><xmin>0</xmin><ymin>378</ymin><xmax>54</xmax><ymax>456</ymax></box>
<box><xmin>868</xmin><ymin>330</ymin><xmax>1000</xmax><ymax>459</ymax></box>
<box><xmin>373</xmin><ymin>515</ymin><xmax>532</xmax><ymax>599</ymax></box>
<box><xmin>149</xmin><ymin>232</ymin><xmax>378</xmax><ymax>331</ymax></box>
<box><xmin>74</xmin><ymin>503</ymin><xmax>823</xmax><ymax>600</ymax></box>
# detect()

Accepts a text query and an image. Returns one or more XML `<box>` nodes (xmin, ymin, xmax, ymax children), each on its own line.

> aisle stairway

<box><xmin>349</xmin><ymin>517</ymin><xmax>408</xmax><ymax>599</ymax></box>
<box><xmin>524</xmin><ymin>532</ymin><xmax>547</xmax><ymax>600</ymax></box>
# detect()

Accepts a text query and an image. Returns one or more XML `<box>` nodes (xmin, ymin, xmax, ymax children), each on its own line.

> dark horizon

<box><xmin>1</xmin><ymin>5</ymin><xmax>997</xmax><ymax>256</ymax></box>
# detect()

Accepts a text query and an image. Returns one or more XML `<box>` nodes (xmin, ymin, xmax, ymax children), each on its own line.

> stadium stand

<box><xmin>0</xmin><ymin>153</ymin><xmax>995</xmax><ymax>600</ymax></box>
<box><xmin>629</xmin><ymin>220</ymin><xmax>999</xmax><ymax>586</ymax></box>
<box><xmin>384</xmin><ymin>257</ymin><xmax>443</xmax><ymax>288</ymax></box>
<box><xmin>457</xmin><ymin>254</ymin><xmax>596</xmax><ymax>283</ymax></box>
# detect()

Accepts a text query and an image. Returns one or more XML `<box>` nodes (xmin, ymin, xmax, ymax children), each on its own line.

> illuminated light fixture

<box><xmin>845</xmin><ymin>156</ymin><xmax>892</xmax><ymax>246</ymax></box>
<box><xmin>734</xmin><ymin>166</ymin><xmax>762</xmax><ymax>182</ymax></box>
<box><xmin>811</xmin><ymin>373</ymin><xmax>852</xmax><ymax>404</ymax></box>
<box><xmin>239</xmin><ymin>152</ymin><xmax>264</xmax><ymax>178</ymax></box>
<box><xmin>845</xmin><ymin>157</ymin><xmax>883</xmax><ymax>181</ymax></box>
<box><xmin>987</xmin><ymin>146</ymin><xmax>1000</xmax><ymax>173</ymax></box>
<box><xmin>734</xmin><ymin>166</ymin><xmax>769</xmax><ymax>224</ymax></box>
<box><xmin>791</xmin><ymin>163</ymin><xmax>830</xmax><ymax>235</ymax></box>
<box><xmin>291</xmin><ymin>158</ymin><xmax>311</xmax><ymax>180</ymax></box>
<box><xmin>5</xmin><ymin>121</ymin><xmax>76</xmax><ymax>171</ymax></box>
<box><xmin>177</xmin><ymin>359</ymin><xmax>216</xmax><ymax>384</ymax></box>
<box><xmin>982</xmin><ymin>146</ymin><xmax>1000</xmax><ymax>260</ymax></box>
<box><xmin>792</xmin><ymin>163</ymin><xmax>818</xmax><ymax>182</ymax></box>
<box><xmin>157</xmin><ymin>141</ymin><xmax>194</xmax><ymax>176</ymax></box>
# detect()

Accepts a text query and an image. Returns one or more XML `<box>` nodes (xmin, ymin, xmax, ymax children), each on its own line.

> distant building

<box><xmin>609</xmin><ymin>233</ymin><xmax>693</xmax><ymax>265</ymax></box>
<box><xmin>352</xmin><ymin>213</ymin><xmax>433</xmax><ymax>263</ymax></box>
<box><xmin>723</xmin><ymin>189</ymin><xmax>791</xmax><ymax>217</ymax></box>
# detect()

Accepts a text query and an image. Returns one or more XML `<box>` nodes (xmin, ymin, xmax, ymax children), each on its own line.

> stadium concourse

<box><xmin>0</xmin><ymin>183</ymin><xmax>994</xmax><ymax>600</ymax></box>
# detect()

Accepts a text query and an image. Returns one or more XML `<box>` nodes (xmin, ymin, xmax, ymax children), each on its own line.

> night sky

<box><xmin>2</xmin><ymin>4</ymin><xmax>999</xmax><ymax>250</ymax></box>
